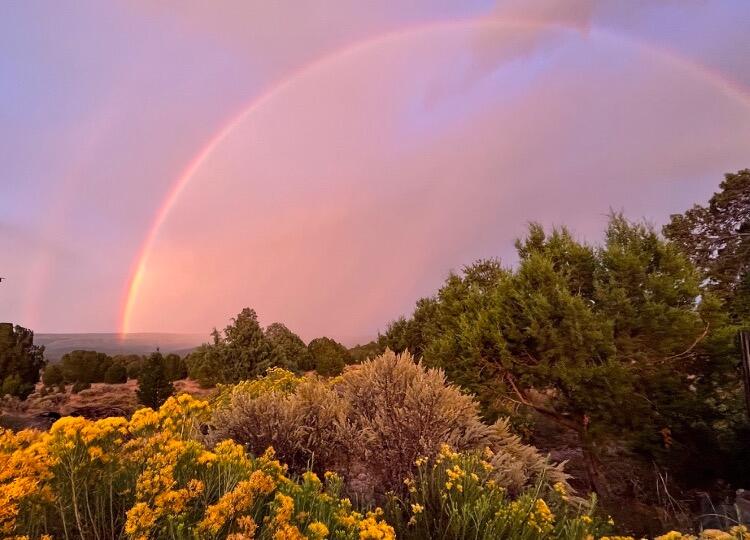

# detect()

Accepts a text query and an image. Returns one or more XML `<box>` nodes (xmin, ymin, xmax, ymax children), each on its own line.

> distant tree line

<box><xmin>186</xmin><ymin>308</ymin><xmax>355</xmax><ymax>386</ymax></box>
<box><xmin>39</xmin><ymin>349</ymin><xmax>188</xmax><ymax>393</ymax></box>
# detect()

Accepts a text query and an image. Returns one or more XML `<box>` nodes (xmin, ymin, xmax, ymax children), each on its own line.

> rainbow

<box><xmin>118</xmin><ymin>16</ymin><xmax>750</xmax><ymax>335</ymax></box>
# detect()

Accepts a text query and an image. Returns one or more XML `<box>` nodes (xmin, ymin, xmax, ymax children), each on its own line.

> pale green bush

<box><xmin>211</xmin><ymin>351</ymin><xmax>566</xmax><ymax>500</ymax></box>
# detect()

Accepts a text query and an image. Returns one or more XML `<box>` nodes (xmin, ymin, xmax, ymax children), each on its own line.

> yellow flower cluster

<box><xmin>1</xmin><ymin>393</ymin><xmax>398</xmax><ymax>539</ymax></box>
<box><xmin>215</xmin><ymin>367</ymin><xmax>304</xmax><ymax>406</ymax></box>
<box><xmin>358</xmin><ymin>514</ymin><xmax>396</xmax><ymax>540</ymax></box>
<box><xmin>655</xmin><ymin>527</ymin><xmax>749</xmax><ymax>540</ymax></box>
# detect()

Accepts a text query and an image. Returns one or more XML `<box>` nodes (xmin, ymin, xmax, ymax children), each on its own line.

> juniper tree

<box><xmin>137</xmin><ymin>351</ymin><xmax>175</xmax><ymax>408</ymax></box>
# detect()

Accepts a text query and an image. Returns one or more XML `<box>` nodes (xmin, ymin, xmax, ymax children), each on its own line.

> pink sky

<box><xmin>2</xmin><ymin>1</ymin><xmax>749</xmax><ymax>344</ymax></box>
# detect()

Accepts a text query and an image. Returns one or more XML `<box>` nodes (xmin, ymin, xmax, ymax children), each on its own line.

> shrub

<box><xmin>384</xmin><ymin>446</ymin><xmax>603</xmax><ymax>540</ymax></box>
<box><xmin>213</xmin><ymin>366</ymin><xmax>304</xmax><ymax>405</ymax></box>
<box><xmin>60</xmin><ymin>350</ymin><xmax>112</xmax><ymax>384</ymax></box>
<box><xmin>308</xmin><ymin>336</ymin><xmax>350</xmax><ymax>376</ymax></box>
<box><xmin>212</xmin><ymin>351</ymin><xmax>566</xmax><ymax>500</ymax></box>
<box><xmin>71</xmin><ymin>381</ymin><xmax>91</xmax><ymax>393</ymax></box>
<box><xmin>0</xmin><ymin>395</ymin><xmax>394</xmax><ymax>539</ymax></box>
<box><xmin>42</xmin><ymin>364</ymin><xmax>64</xmax><ymax>386</ymax></box>
<box><xmin>338</xmin><ymin>350</ymin><xmax>566</xmax><ymax>497</ymax></box>
<box><xmin>211</xmin><ymin>370</ymin><xmax>352</xmax><ymax>475</ymax></box>
<box><xmin>103</xmin><ymin>363</ymin><xmax>128</xmax><ymax>384</ymax></box>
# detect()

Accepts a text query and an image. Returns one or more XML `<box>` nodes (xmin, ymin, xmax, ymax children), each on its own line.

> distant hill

<box><xmin>35</xmin><ymin>333</ymin><xmax>206</xmax><ymax>362</ymax></box>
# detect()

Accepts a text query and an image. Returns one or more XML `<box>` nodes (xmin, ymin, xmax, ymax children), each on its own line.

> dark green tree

<box><xmin>60</xmin><ymin>350</ymin><xmax>112</xmax><ymax>383</ymax></box>
<box><xmin>103</xmin><ymin>363</ymin><xmax>128</xmax><ymax>384</ymax></box>
<box><xmin>348</xmin><ymin>340</ymin><xmax>381</xmax><ymax>364</ymax></box>
<box><xmin>137</xmin><ymin>351</ymin><xmax>175</xmax><ymax>408</ymax></box>
<box><xmin>162</xmin><ymin>353</ymin><xmax>188</xmax><ymax>381</ymax></box>
<box><xmin>0</xmin><ymin>323</ymin><xmax>45</xmax><ymax>399</ymax></box>
<box><xmin>308</xmin><ymin>337</ymin><xmax>350</xmax><ymax>376</ymax></box>
<box><xmin>664</xmin><ymin>169</ymin><xmax>750</xmax><ymax>324</ymax></box>
<box><xmin>186</xmin><ymin>308</ymin><xmax>281</xmax><ymax>386</ymax></box>
<box><xmin>42</xmin><ymin>364</ymin><xmax>64</xmax><ymax>386</ymax></box>
<box><xmin>265</xmin><ymin>322</ymin><xmax>312</xmax><ymax>372</ymax></box>
<box><xmin>383</xmin><ymin>216</ymin><xmax>730</xmax><ymax>495</ymax></box>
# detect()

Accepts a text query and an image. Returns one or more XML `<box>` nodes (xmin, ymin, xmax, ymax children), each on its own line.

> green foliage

<box><xmin>186</xmin><ymin>308</ymin><xmax>282</xmax><ymax>386</ymax></box>
<box><xmin>307</xmin><ymin>336</ymin><xmax>350</xmax><ymax>376</ymax></box>
<box><xmin>42</xmin><ymin>363</ymin><xmax>64</xmax><ymax>386</ymax></box>
<box><xmin>214</xmin><ymin>367</ymin><xmax>304</xmax><ymax>407</ymax></box>
<box><xmin>348</xmin><ymin>340</ymin><xmax>381</xmax><ymax>363</ymax></box>
<box><xmin>664</xmin><ymin>169</ymin><xmax>750</xmax><ymax>324</ymax></box>
<box><xmin>265</xmin><ymin>322</ymin><xmax>313</xmax><ymax>372</ymax></box>
<box><xmin>119</xmin><ymin>355</ymin><xmax>144</xmax><ymax>379</ymax></box>
<box><xmin>136</xmin><ymin>351</ymin><xmax>175</xmax><ymax>408</ymax></box>
<box><xmin>385</xmin><ymin>448</ymin><xmax>604</xmax><ymax>540</ymax></box>
<box><xmin>162</xmin><ymin>353</ymin><xmax>188</xmax><ymax>381</ymax></box>
<box><xmin>60</xmin><ymin>350</ymin><xmax>113</xmax><ymax>384</ymax></box>
<box><xmin>103</xmin><ymin>362</ymin><xmax>128</xmax><ymax>384</ymax></box>
<box><xmin>0</xmin><ymin>396</ymin><xmax>394</xmax><ymax>540</ymax></box>
<box><xmin>212</xmin><ymin>351</ymin><xmax>566</xmax><ymax>499</ymax></box>
<box><xmin>381</xmin><ymin>215</ymin><xmax>736</xmax><ymax>493</ymax></box>
<box><xmin>0</xmin><ymin>323</ymin><xmax>45</xmax><ymax>400</ymax></box>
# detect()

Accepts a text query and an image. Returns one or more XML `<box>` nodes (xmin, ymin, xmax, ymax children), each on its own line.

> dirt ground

<box><xmin>0</xmin><ymin>378</ymin><xmax>216</xmax><ymax>430</ymax></box>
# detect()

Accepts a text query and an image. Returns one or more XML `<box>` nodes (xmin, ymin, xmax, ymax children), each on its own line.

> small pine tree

<box><xmin>137</xmin><ymin>352</ymin><xmax>175</xmax><ymax>408</ymax></box>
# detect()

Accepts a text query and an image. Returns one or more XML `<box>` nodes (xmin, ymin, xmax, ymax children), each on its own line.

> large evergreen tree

<box><xmin>381</xmin><ymin>215</ymin><xmax>736</xmax><ymax>494</ymax></box>
<box><xmin>664</xmin><ymin>169</ymin><xmax>750</xmax><ymax>324</ymax></box>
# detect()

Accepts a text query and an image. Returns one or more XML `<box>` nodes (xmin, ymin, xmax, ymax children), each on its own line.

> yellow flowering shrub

<box><xmin>0</xmin><ymin>394</ymin><xmax>392</xmax><ymax>539</ymax></box>
<box><xmin>384</xmin><ymin>445</ymin><xmax>607</xmax><ymax>540</ymax></box>
<box><xmin>214</xmin><ymin>367</ymin><xmax>304</xmax><ymax>406</ymax></box>
<box><xmin>653</xmin><ymin>527</ymin><xmax>749</xmax><ymax>540</ymax></box>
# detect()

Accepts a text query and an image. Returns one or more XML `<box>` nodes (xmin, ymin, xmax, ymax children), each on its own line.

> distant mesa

<box><xmin>35</xmin><ymin>332</ymin><xmax>205</xmax><ymax>362</ymax></box>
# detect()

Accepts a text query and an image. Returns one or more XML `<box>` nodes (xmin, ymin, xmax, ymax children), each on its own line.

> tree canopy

<box><xmin>0</xmin><ymin>323</ymin><xmax>45</xmax><ymax>399</ymax></box>
<box><xmin>187</xmin><ymin>308</ymin><xmax>284</xmax><ymax>386</ymax></box>
<box><xmin>380</xmin><ymin>214</ymin><xmax>738</xmax><ymax>494</ymax></box>
<box><xmin>308</xmin><ymin>336</ymin><xmax>351</xmax><ymax>376</ymax></box>
<box><xmin>265</xmin><ymin>322</ymin><xmax>313</xmax><ymax>372</ymax></box>
<box><xmin>664</xmin><ymin>169</ymin><xmax>750</xmax><ymax>324</ymax></box>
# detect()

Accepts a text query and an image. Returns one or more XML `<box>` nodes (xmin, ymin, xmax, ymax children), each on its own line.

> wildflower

<box><xmin>411</xmin><ymin>503</ymin><xmax>424</xmax><ymax>514</ymax></box>
<box><xmin>87</xmin><ymin>445</ymin><xmax>105</xmax><ymax>461</ymax></box>
<box><xmin>125</xmin><ymin>502</ymin><xmax>157</xmax><ymax>537</ymax></box>
<box><xmin>656</xmin><ymin>532</ymin><xmax>689</xmax><ymax>540</ymax></box>
<box><xmin>307</xmin><ymin>521</ymin><xmax>329</xmax><ymax>538</ymax></box>
<box><xmin>700</xmin><ymin>531</ymin><xmax>733</xmax><ymax>540</ymax></box>
<box><xmin>534</xmin><ymin>499</ymin><xmax>554</xmax><ymax>523</ymax></box>
<box><xmin>302</xmin><ymin>471</ymin><xmax>322</xmax><ymax>489</ymax></box>
<box><xmin>358</xmin><ymin>516</ymin><xmax>395</xmax><ymax>539</ymax></box>
<box><xmin>553</xmin><ymin>481</ymin><xmax>568</xmax><ymax>497</ymax></box>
